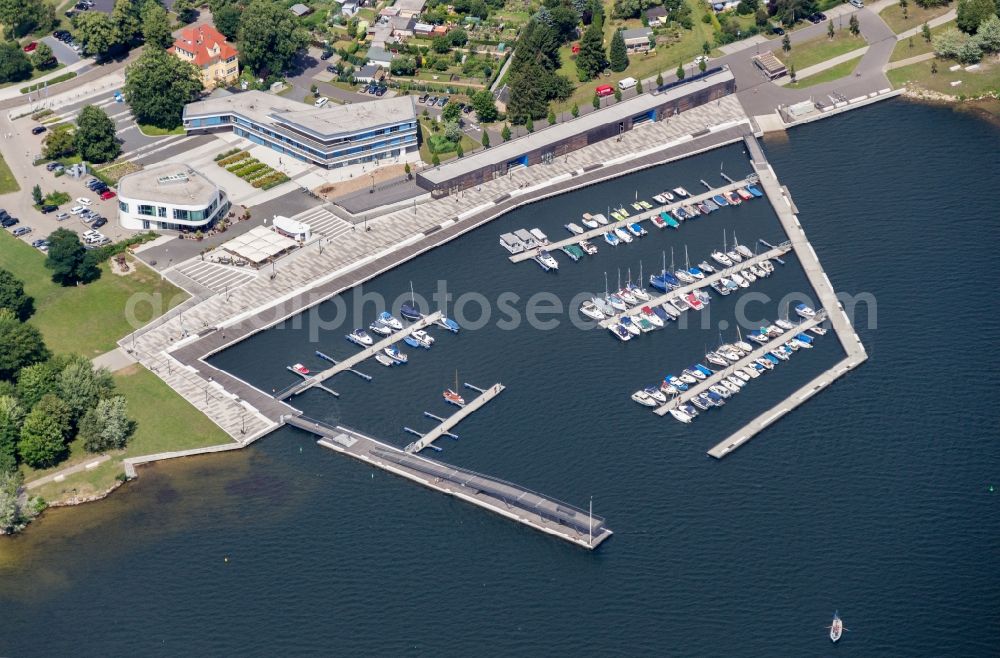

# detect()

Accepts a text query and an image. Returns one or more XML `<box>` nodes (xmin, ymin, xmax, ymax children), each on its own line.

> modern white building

<box><xmin>117</xmin><ymin>164</ymin><xmax>230</xmax><ymax>232</ymax></box>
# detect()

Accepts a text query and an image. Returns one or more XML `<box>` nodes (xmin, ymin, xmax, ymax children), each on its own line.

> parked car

<box><xmin>436</xmin><ymin>96</ymin><xmax>448</xmax><ymax>107</ymax></box>
<box><xmin>427</xmin><ymin>95</ymin><xmax>438</xmax><ymax>105</ymax></box>
<box><xmin>326</xmin><ymin>64</ymin><xmax>339</xmax><ymax>74</ymax></box>
<box><xmin>772</xmin><ymin>25</ymin><xmax>785</xmax><ymax>35</ymax></box>
<box><xmin>40</xmin><ymin>204</ymin><xmax>58</xmax><ymax>213</ymax></box>
<box><xmin>31</xmin><ymin>126</ymin><xmax>46</xmax><ymax>135</ymax></box>
<box><xmin>12</xmin><ymin>226</ymin><xmax>32</xmax><ymax>237</ymax></box>
<box><xmin>320</xmin><ymin>50</ymin><xmax>333</xmax><ymax>61</ymax></box>
<box><xmin>55</xmin><ymin>212</ymin><xmax>68</xmax><ymax>221</ymax></box>
<box><xmin>0</xmin><ymin>209</ymin><xmax>9</xmax><ymax>219</ymax></box>
<box><xmin>91</xmin><ymin>217</ymin><xmax>107</xmax><ymax>228</ymax></box>
<box><xmin>23</xmin><ymin>42</ymin><xmax>37</xmax><ymax>53</ymax></box>
<box><xmin>314</xmin><ymin>96</ymin><xmax>329</xmax><ymax>108</ymax></box>
<box><xmin>76</xmin><ymin>197</ymin><xmax>92</xmax><ymax>205</ymax></box>
<box><xmin>86</xmin><ymin>178</ymin><xmax>103</xmax><ymax>189</ymax></box>
<box><xmin>53</xmin><ymin>30</ymin><xmax>70</xmax><ymax>40</ymax></box>
<box><xmin>848</xmin><ymin>0</ymin><xmax>863</xmax><ymax>7</ymax></box>
<box><xmin>99</xmin><ymin>190</ymin><xmax>116</xmax><ymax>200</ymax></box>
<box><xmin>45</xmin><ymin>161</ymin><xmax>60</xmax><ymax>171</ymax></box>
<box><xmin>1</xmin><ymin>217</ymin><xmax>18</xmax><ymax>228</ymax></box>
<box><xmin>418</xmin><ymin>94</ymin><xmax>429</xmax><ymax>103</ymax></box>
<box><xmin>69</xmin><ymin>205</ymin><xmax>85</xmax><ymax>215</ymax></box>
<box><xmin>462</xmin><ymin>105</ymin><xmax>473</xmax><ymax>114</ymax></box>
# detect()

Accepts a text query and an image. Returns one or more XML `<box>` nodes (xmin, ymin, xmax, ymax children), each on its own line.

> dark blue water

<box><xmin>2</xmin><ymin>99</ymin><xmax>998</xmax><ymax>656</ymax></box>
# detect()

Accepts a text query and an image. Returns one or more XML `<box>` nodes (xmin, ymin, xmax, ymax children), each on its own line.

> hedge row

<box><xmin>214</xmin><ymin>148</ymin><xmax>243</xmax><ymax>162</ymax></box>
<box><xmin>226</xmin><ymin>158</ymin><xmax>259</xmax><ymax>173</ymax></box>
<box><xmin>90</xmin><ymin>231</ymin><xmax>159</xmax><ymax>262</ymax></box>
<box><xmin>254</xmin><ymin>172</ymin><xmax>289</xmax><ymax>189</ymax></box>
<box><xmin>218</xmin><ymin>151</ymin><xmax>251</xmax><ymax>167</ymax></box>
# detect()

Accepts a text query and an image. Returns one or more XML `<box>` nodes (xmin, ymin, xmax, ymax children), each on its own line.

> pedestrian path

<box><xmin>173</xmin><ymin>260</ymin><xmax>257</xmax><ymax>294</ymax></box>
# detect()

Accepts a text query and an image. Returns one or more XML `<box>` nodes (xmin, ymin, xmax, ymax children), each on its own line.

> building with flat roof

<box><xmin>169</xmin><ymin>24</ymin><xmax>239</xmax><ymax>90</ymax></box>
<box><xmin>752</xmin><ymin>51</ymin><xmax>787</xmax><ymax>79</ymax></box>
<box><xmin>416</xmin><ymin>67</ymin><xmax>735</xmax><ymax>194</ymax></box>
<box><xmin>117</xmin><ymin>164</ymin><xmax>231</xmax><ymax>231</ymax></box>
<box><xmin>621</xmin><ymin>27</ymin><xmax>654</xmax><ymax>54</ymax></box>
<box><xmin>393</xmin><ymin>0</ymin><xmax>426</xmax><ymax>18</ymax></box>
<box><xmin>183</xmin><ymin>92</ymin><xmax>418</xmax><ymax>169</ymax></box>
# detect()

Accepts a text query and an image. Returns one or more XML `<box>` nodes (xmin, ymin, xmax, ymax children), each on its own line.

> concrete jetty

<box><xmin>275</xmin><ymin>311</ymin><xmax>444</xmax><ymax>400</ymax></box>
<box><xmin>654</xmin><ymin>314</ymin><xmax>824</xmax><ymax>415</ymax></box>
<box><xmin>597</xmin><ymin>242</ymin><xmax>791</xmax><ymax>329</ymax></box>
<box><xmin>286</xmin><ymin>417</ymin><xmax>613</xmax><ymax>549</ymax></box>
<box><xmin>694</xmin><ymin>137</ymin><xmax>868</xmax><ymax>457</ymax></box>
<box><xmin>508</xmin><ymin>178</ymin><xmax>752</xmax><ymax>264</ymax></box>
<box><xmin>405</xmin><ymin>382</ymin><xmax>506</xmax><ymax>453</ymax></box>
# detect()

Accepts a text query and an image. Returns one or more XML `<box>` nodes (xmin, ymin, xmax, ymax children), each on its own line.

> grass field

<box><xmin>888</xmin><ymin>57</ymin><xmax>1000</xmax><ymax>98</ymax></box>
<box><xmin>785</xmin><ymin>30</ymin><xmax>868</xmax><ymax>71</ymax></box>
<box><xmin>879</xmin><ymin>2</ymin><xmax>953</xmax><ymax>35</ymax></box>
<box><xmin>0</xmin><ymin>231</ymin><xmax>187</xmax><ymax>356</ymax></box>
<box><xmin>418</xmin><ymin>120</ymin><xmax>479</xmax><ymax>163</ymax></box>
<box><xmin>137</xmin><ymin>123</ymin><xmax>185</xmax><ymax>136</ymax></box>
<box><xmin>26</xmin><ymin>364</ymin><xmax>232</xmax><ymax>503</ymax></box>
<box><xmin>0</xmin><ymin>152</ymin><xmax>18</xmax><ymax>193</ymax></box>
<box><xmin>787</xmin><ymin>55</ymin><xmax>864</xmax><ymax>88</ymax></box>
<box><xmin>889</xmin><ymin>20</ymin><xmax>955</xmax><ymax>62</ymax></box>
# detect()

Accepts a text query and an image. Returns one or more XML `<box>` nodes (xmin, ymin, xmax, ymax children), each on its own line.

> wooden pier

<box><xmin>695</xmin><ymin>136</ymin><xmax>868</xmax><ymax>458</ymax></box>
<box><xmin>275</xmin><ymin>311</ymin><xmax>444</xmax><ymax>400</ymax></box>
<box><xmin>285</xmin><ymin>416</ymin><xmax>613</xmax><ymax>550</ymax></box>
<box><xmin>654</xmin><ymin>314</ymin><xmax>824</xmax><ymax>415</ymax></box>
<box><xmin>404</xmin><ymin>382</ymin><xmax>505</xmax><ymax>453</ymax></box>
<box><xmin>597</xmin><ymin>242</ymin><xmax>792</xmax><ymax>329</ymax></box>
<box><xmin>507</xmin><ymin>178</ymin><xmax>751</xmax><ymax>264</ymax></box>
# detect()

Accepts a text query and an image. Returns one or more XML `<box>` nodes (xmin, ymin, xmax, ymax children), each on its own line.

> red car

<box><xmin>99</xmin><ymin>190</ymin><xmax>116</xmax><ymax>200</ymax></box>
<box><xmin>23</xmin><ymin>41</ymin><xmax>37</xmax><ymax>53</ymax></box>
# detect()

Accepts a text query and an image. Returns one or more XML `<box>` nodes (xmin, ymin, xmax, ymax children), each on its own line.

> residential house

<box><xmin>621</xmin><ymin>27</ymin><xmax>654</xmax><ymax>54</ymax></box>
<box><xmin>289</xmin><ymin>3</ymin><xmax>312</xmax><ymax>16</ymax></box>
<box><xmin>366</xmin><ymin>45</ymin><xmax>393</xmax><ymax>68</ymax></box>
<box><xmin>341</xmin><ymin>2</ymin><xmax>359</xmax><ymax>16</ymax></box>
<box><xmin>393</xmin><ymin>0</ymin><xmax>426</xmax><ymax>19</ymax></box>
<box><xmin>169</xmin><ymin>23</ymin><xmax>239</xmax><ymax>90</ymax></box>
<box><xmin>645</xmin><ymin>6</ymin><xmax>667</xmax><ymax>27</ymax></box>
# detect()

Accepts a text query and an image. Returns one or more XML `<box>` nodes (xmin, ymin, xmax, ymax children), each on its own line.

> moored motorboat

<box><xmin>410</xmin><ymin>329</ymin><xmax>434</xmax><ymax>348</ymax></box>
<box><xmin>579</xmin><ymin>300</ymin><xmax>605</xmax><ymax>321</ymax></box>
<box><xmin>746</xmin><ymin>184</ymin><xmax>764</xmax><ymax>198</ymax></box>
<box><xmin>725</xmin><ymin>190</ymin><xmax>741</xmax><ymax>205</ymax></box>
<box><xmin>384</xmin><ymin>344</ymin><xmax>408</xmax><ymax>363</ymax></box>
<box><xmin>619</xmin><ymin>317</ymin><xmax>641</xmax><ymax>336</ymax></box>
<box><xmin>565</xmin><ymin>222</ymin><xmax>584</xmax><ymax>235</ymax></box>
<box><xmin>609</xmin><ymin>323</ymin><xmax>632</xmax><ymax>341</ymax></box>
<box><xmin>673</xmin><ymin>186</ymin><xmax>689</xmax><ymax>197</ymax></box>
<box><xmin>756</xmin><ymin>356</ymin><xmax>774</xmax><ymax>370</ymax></box>
<box><xmin>650</xmin><ymin>214</ymin><xmax>667</xmax><ymax>229</ymax></box>
<box><xmin>631</xmin><ymin>390</ymin><xmax>658</xmax><ymax>407</ymax></box>
<box><xmin>291</xmin><ymin>363</ymin><xmax>310</xmax><ymax>375</ymax></box>
<box><xmin>669</xmin><ymin>408</ymin><xmax>694</xmax><ymax>423</ymax></box>
<box><xmin>375</xmin><ymin>353</ymin><xmax>395</xmax><ymax>367</ymax></box>
<box><xmin>660</xmin><ymin>212</ymin><xmax>679</xmax><ymax>229</ymax></box>
<box><xmin>535</xmin><ymin>249</ymin><xmax>559</xmax><ymax>271</ymax></box>
<box><xmin>627</xmin><ymin>222</ymin><xmax>646</xmax><ymax>237</ymax></box>
<box><xmin>685</xmin><ymin>292</ymin><xmax>704</xmax><ymax>311</ymax></box>
<box><xmin>443</xmin><ymin>388</ymin><xmax>466</xmax><ymax>407</ymax></box>
<box><xmin>593</xmin><ymin>213</ymin><xmax>610</xmax><ymax>225</ymax></box>
<box><xmin>561</xmin><ymin>244</ymin><xmax>584</xmax><ymax>261</ymax></box>
<box><xmin>641</xmin><ymin>306</ymin><xmax>664</xmax><ymax>327</ymax></box>
<box><xmin>795</xmin><ymin>303</ymin><xmax>816</xmax><ymax>318</ymax></box>
<box><xmin>581</xmin><ymin>214</ymin><xmax>599</xmax><ymax>229</ymax></box>
<box><xmin>712</xmin><ymin>194</ymin><xmax>729</xmax><ymax>206</ymax></box>
<box><xmin>604</xmin><ymin>231</ymin><xmax>620</xmax><ymax>246</ymax></box>
<box><xmin>644</xmin><ymin>386</ymin><xmax>667</xmax><ymax>404</ymax></box>
<box><xmin>775</xmin><ymin>318</ymin><xmax>795</xmax><ymax>331</ymax></box>
<box><xmin>706</xmin><ymin>351</ymin><xmax>728</xmax><ymax>367</ymax></box>
<box><xmin>698</xmin><ymin>260</ymin><xmax>716</xmax><ymax>274</ymax></box>
<box><xmin>579</xmin><ymin>240</ymin><xmax>598</xmax><ymax>255</ymax></box>
<box><xmin>378</xmin><ymin>311</ymin><xmax>403</xmax><ymax>331</ymax></box>
<box><xmin>736</xmin><ymin>187</ymin><xmax>754</xmax><ymax>201</ymax></box>
<box><xmin>731</xmin><ymin>272</ymin><xmax>749</xmax><ymax>288</ymax></box>
<box><xmin>435</xmin><ymin>316</ymin><xmax>460</xmax><ymax>333</ymax></box>
<box><xmin>696</xmin><ymin>202</ymin><xmax>711</xmax><ymax>214</ymax></box>
<box><xmin>346</xmin><ymin>328</ymin><xmax>374</xmax><ymax>346</ymax></box>
<box><xmin>711</xmin><ymin>250</ymin><xmax>733</xmax><ymax>267</ymax></box>
<box><xmin>674</xmin><ymin>269</ymin><xmax>695</xmax><ymax>284</ymax></box>
<box><xmin>809</xmin><ymin>325</ymin><xmax>828</xmax><ymax>336</ymax></box>
<box><xmin>369</xmin><ymin>320</ymin><xmax>392</xmax><ymax>336</ymax></box>
<box><xmin>614</xmin><ymin>227</ymin><xmax>633</xmax><ymax>243</ymax></box>
<box><xmin>703</xmin><ymin>198</ymin><xmax>720</xmax><ymax>211</ymax></box>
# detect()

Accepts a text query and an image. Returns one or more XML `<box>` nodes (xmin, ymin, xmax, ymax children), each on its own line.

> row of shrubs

<box><xmin>228</xmin><ymin>160</ymin><xmax>268</xmax><ymax>178</ymax></box>
<box><xmin>253</xmin><ymin>172</ymin><xmax>290</xmax><ymax>190</ymax></box>
<box><xmin>90</xmin><ymin>231</ymin><xmax>159</xmax><ymax>262</ymax></box>
<box><xmin>214</xmin><ymin>148</ymin><xmax>244</xmax><ymax>162</ymax></box>
<box><xmin>217</xmin><ymin>151</ymin><xmax>251</xmax><ymax>167</ymax></box>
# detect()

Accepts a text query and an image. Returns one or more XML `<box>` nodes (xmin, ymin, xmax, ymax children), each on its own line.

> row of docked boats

<box><xmin>631</xmin><ymin>319</ymin><xmax>827</xmax><ymax>423</ymax></box>
<box><xmin>500</xmin><ymin>181</ymin><xmax>764</xmax><ymax>271</ymax></box>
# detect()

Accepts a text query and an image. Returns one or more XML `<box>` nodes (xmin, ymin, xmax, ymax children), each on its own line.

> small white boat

<box><xmin>579</xmin><ymin>240</ymin><xmax>598</xmax><ymax>255</ymax></box>
<box><xmin>669</xmin><ymin>408</ymin><xmax>693</xmax><ymax>423</ymax></box>
<box><xmin>614</xmin><ymin>227</ymin><xmax>632</xmax><ymax>243</ymax></box>
<box><xmin>756</xmin><ymin>357</ymin><xmax>774</xmax><ymax>370</ymax></box>
<box><xmin>565</xmin><ymin>222</ymin><xmax>584</xmax><ymax>235</ymax></box>
<box><xmin>609</xmin><ymin>323</ymin><xmax>632</xmax><ymax>341</ymax></box>
<box><xmin>711</xmin><ymin>251</ymin><xmax>733</xmax><ymax>267</ymax></box>
<box><xmin>631</xmin><ymin>390</ymin><xmax>658</xmax><ymax>407</ymax></box>
<box><xmin>795</xmin><ymin>303</ymin><xmax>816</xmax><ymax>319</ymax></box>
<box><xmin>535</xmin><ymin>249</ymin><xmax>559</xmax><ymax>271</ymax></box>
<box><xmin>742</xmin><ymin>366</ymin><xmax>760</xmax><ymax>379</ymax></box>
<box><xmin>579</xmin><ymin>300</ymin><xmax>605</xmax><ymax>321</ymax></box>
<box><xmin>698</xmin><ymin>260</ymin><xmax>716</xmax><ymax>274</ymax></box>
<box><xmin>628</xmin><ymin>284</ymin><xmax>651</xmax><ymax>302</ymax></box>
<box><xmin>742</xmin><ymin>268</ymin><xmax>757</xmax><ymax>283</ymax></box>
<box><xmin>529</xmin><ymin>228</ymin><xmax>549</xmax><ymax>245</ymax></box>
<box><xmin>412</xmin><ymin>329</ymin><xmax>435</xmax><ymax>348</ymax></box>
<box><xmin>641</xmin><ymin>307</ymin><xmax>663</xmax><ymax>328</ymax></box>
<box><xmin>829</xmin><ymin>612</ymin><xmax>845</xmax><ymax>643</ymax></box>
<box><xmin>674</xmin><ymin>269</ymin><xmax>695</xmax><ymax>284</ymax></box>
<box><xmin>735</xmin><ymin>340</ymin><xmax>754</xmax><ymax>353</ymax></box>
<box><xmin>291</xmin><ymin>363</ymin><xmax>310</xmax><ymax>376</ymax></box>
<box><xmin>722</xmin><ymin>380</ymin><xmax>740</xmax><ymax>394</ymax></box>
<box><xmin>727</xmin><ymin>250</ymin><xmax>743</xmax><ymax>263</ymax></box>
<box><xmin>378</xmin><ymin>311</ymin><xmax>403</xmax><ymax>331</ymax></box>
<box><xmin>369</xmin><ymin>320</ymin><xmax>392</xmax><ymax>336</ymax></box>
<box><xmin>375</xmin><ymin>353</ymin><xmax>395</xmax><ymax>367</ymax></box>
<box><xmin>775</xmin><ymin>318</ymin><xmax>795</xmax><ymax>331</ymax></box>
<box><xmin>809</xmin><ymin>325</ymin><xmax>828</xmax><ymax>336</ymax></box>
<box><xmin>346</xmin><ymin>329</ymin><xmax>373</xmax><ymax>346</ymax></box>
<box><xmin>593</xmin><ymin>213</ymin><xmax>610</xmax><ymax>225</ymax></box>
<box><xmin>384</xmin><ymin>344</ymin><xmax>408</xmax><ymax>363</ymax></box>
<box><xmin>672</xmin><ymin>186</ymin><xmax>689</xmax><ymax>197</ymax></box>
<box><xmin>727</xmin><ymin>375</ymin><xmax>746</xmax><ymax>388</ymax></box>
<box><xmin>581</xmin><ymin>216</ymin><xmax>599</xmax><ymax>229</ymax></box>
<box><xmin>731</xmin><ymin>273</ymin><xmax>749</xmax><ymax>288</ymax></box>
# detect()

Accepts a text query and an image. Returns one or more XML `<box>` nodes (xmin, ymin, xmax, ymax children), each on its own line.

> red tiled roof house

<box><xmin>169</xmin><ymin>24</ymin><xmax>239</xmax><ymax>90</ymax></box>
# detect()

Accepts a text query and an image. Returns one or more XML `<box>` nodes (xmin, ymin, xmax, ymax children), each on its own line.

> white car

<box><xmin>55</xmin><ymin>212</ymin><xmax>68</xmax><ymax>220</ymax></box>
<box><xmin>314</xmin><ymin>96</ymin><xmax>329</xmax><ymax>107</ymax></box>
<box><xmin>849</xmin><ymin>0</ymin><xmax>863</xmax><ymax>6</ymax></box>
<box><xmin>69</xmin><ymin>205</ymin><xmax>85</xmax><ymax>215</ymax></box>
<box><xmin>77</xmin><ymin>197</ymin><xmax>92</xmax><ymax>205</ymax></box>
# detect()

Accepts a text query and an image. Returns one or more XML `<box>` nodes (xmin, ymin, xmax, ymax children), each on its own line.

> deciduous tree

<box><xmin>141</xmin><ymin>1</ymin><xmax>173</xmax><ymax>49</ymax></box>
<box><xmin>75</xmin><ymin>105</ymin><xmax>120</xmax><ymax>163</ymax></box>
<box><xmin>0</xmin><ymin>269</ymin><xmax>34</xmax><ymax>321</ymax></box>
<box><xmin>80</xmin><ymin>395</ymin><xmax>134</xmax><ymax>452</ymax></box>
<box><xmin>0</xmin><ymin>42</ymin><xmax>32</xmax><ymax>84</ymax></box>
<box><xmin>957</xmin><ymin>0</ymin><xmax>997</xmax><ymax>34</ymax></box>
<box><xmin>42</xmin><ymin>125</ymin><xmax>76</xmax><ymax>160</ymax></box>
<box><xmin>0</xmin><ymin>310</ymin><xmax>49</xmax><ymax>381</ymax></box>
<box><xmin>31</xmin><ymin>42</ymin><xmax>54</xmax><ymax>69</ymax></box>
<box><xmin>17</xmin><ymin>395</ymin><xmax>70</xmax><ymax>469</ymax></box>
<box><xmin>238</xmin><ymin>0</ymin><xmax>309</xmax><ymax>76</ymax></box>
<box><xmin>849</xmin><ymin>14</ymin><xmax>860</xmax><ymax>36</ymax></box>
<box><xmin>124</xmin><ymin>48</ymin><xmax>202</xmax><ymax>129</ymax></box>
<box><xmin>59</xmin><ymin>357</ymin><xmax>115</xmax><ymax>425</ymax></box>
<box><xmin>470</xmin><ymin>89</ymin><xmax>498</xmax><ymax>122</ymax></box>
<box><xmin>0</xmin><ymin>396</ymin><xmax>24</xmax><ymax>474</ymax></box>
<box><xmin>214</xmin><ymin>2</ymin><xmax>242</xmax><ymax>40</ymax></box>
<box><xmin>975</xmin><ymin>15</ymin><xmax>1000</xmax><ymax>52</ymax></box>
<box><xmin>15</xmin><ymin>360</ymin><xmax>61</xmax><ymax>409</ymax></box>
<box><xmin>76</xmin><ymin>11</ymin><xmax>119</xmax><ymax>57</ymax></box>
<box><xmin>44</xmin><ymin>228</ymin><xmax>100</xmax><ymax>286</ymax></box>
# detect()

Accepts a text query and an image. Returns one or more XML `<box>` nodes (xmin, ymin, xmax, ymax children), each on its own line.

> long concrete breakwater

<box><xmin>287</xmin><ymin>417</ymin><xmax>613</xmax><ymax>550</ymax></box>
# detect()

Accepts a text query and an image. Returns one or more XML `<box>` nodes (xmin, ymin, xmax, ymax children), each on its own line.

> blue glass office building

<box><xmin>183</xmin><ymin>91</ymin><xmax>418</xmax><ymax>169</ymax></box>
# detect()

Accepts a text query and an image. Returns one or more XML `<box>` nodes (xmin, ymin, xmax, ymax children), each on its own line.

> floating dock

<box><xmin>697</xmin><ymin>136</ymin><xmax>868</xmax><ymax>458</ymax></box>
<box><xmin>508</xmin><ymin>178</ymin><xmax>752</xmax><ymax>264</ymax></box>
<box><xmin>405</xmin><ymin>382</ymin><xmax>506</xmax><ymax>453</ymax></box>
<box><xmin>597</xmin><ymin>242</ymin><xmax>792</xmax><ymax>329</ymax></box>
<box><xmin>275</xmin><ymin>311</ymin><xmax>444</xmax><ymax>400</ymax></box>
<box><xmin>654</xmin><ymin>313</ymin><xmax>824</xmax><ymax>415</ymax></box>
<box><xmin>285</xmin><ymin>416</ymin><xmax>613</xmax><ymax>550</ymax></box>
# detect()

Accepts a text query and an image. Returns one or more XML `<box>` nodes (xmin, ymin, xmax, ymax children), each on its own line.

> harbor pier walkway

<box><xmin>508</xmin><ymin>178</ymin><xmax>752</xmax><ymax>264</ymax></box>
<box><xmin>405</xmin><ymin>382</ymin><xmax>506</xmax><ymax>453</ymax></box>
<box><xmin>701</xmin><ymin>137</ymin><xmax>868</xmax><ymax>458</ymax></box>
<box><xmin>598</xmin><ymin>242</ymin><xmax>792</xmax><ymax>329</ymax></box>
<box><xmin>275</xmin><ymin>311</ymin><xmax>443</xmax><ymax>400</ymax></box>
<box><xmin>285</xmin><ymin>416</ymin><xmax>613</xmax><ymax>550</ymax></box>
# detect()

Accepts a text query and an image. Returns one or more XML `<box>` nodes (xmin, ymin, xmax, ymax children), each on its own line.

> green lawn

<box><xmin>0</xmin><ymin>231</ymin><xmax>187</xmax><ymax>356</ymax></box>
<box><xmin>785</xmin><ymin>30</ymin><xmax>868</xmax><ymax>71</ymax></box>
<box><xmin>0</xmin><ymin>152</ymin><xmax>18</xmax><ymax>193</ymax></box>
<box><xmin>787</xmin><ymin>55</ymin><xmax>864</xmax><ymax>88</ymax></box>
<box><xmin>137</xmin><ymin>123</ymin><xmax>185</xmax><ymax>136</ymax></box>
<box><xmin>889</xmin><ymin>20</ymin><xmax>955</xmax><ymax>62</ymax></box>
<box><xmin>888</xmin><ymin>57</ymin><xmax>1000</xmax><ymax>98</ymax></box>
<box><xmin>19</xmin><ymin>70</ymin><xmax>75</xmax><ymax>94</ymax></box>
<box><xmin>26</xmin><ymin>364</ymin><xmax>232</xmax><ymax>503</ymax></box>
<box><xmin>418</xmin><ymin>120</ymin><xmax>479</xmax><ymax>164</ymax></box>
<box><xmin>879</xmin><ymin>2</ymin><xmax>953</xmax><ymax>35</ymax></box>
